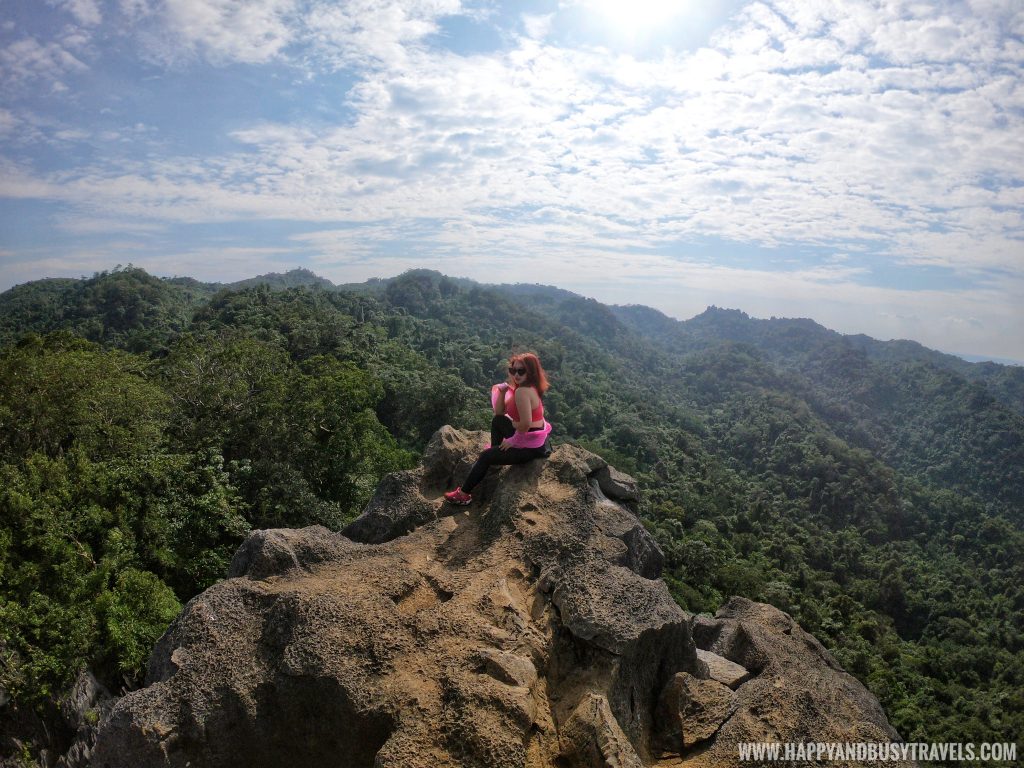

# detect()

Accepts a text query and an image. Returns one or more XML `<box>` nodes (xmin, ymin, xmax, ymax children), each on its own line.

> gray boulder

<box><xmin>680</xmin><ymin>597</ymin><xmax>915</xmax><ymax>766</ymax></box>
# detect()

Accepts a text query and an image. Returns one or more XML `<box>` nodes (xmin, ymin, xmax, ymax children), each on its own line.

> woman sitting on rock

<box><xmin>444</xmin><ymin>352</ymin><xmax>551</xmax><ymax>505</ymax></box>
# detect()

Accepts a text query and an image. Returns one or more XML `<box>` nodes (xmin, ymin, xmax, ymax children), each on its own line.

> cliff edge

<box><xmin>92</xmin><ymin>427</ymin><xmax>911</xmax><ymax>767</ymax></box>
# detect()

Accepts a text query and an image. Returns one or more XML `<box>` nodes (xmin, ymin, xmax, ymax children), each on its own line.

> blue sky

<box><xmin>1</xmin><ymin>0</ymin><xmax>1022</xmax><ymax>362</ymax></box>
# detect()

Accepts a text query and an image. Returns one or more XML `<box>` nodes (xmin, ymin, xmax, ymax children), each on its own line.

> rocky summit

<box><xmin>92</xmin><ymin>427</ymin><xmax>913</xmax><ymax>768</ymax></box>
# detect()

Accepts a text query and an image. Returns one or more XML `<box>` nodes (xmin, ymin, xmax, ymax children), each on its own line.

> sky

<box><xmin>1</xmin><ymin>0</ymin><xmax>1022</xmax><ymax>362</ymax></box>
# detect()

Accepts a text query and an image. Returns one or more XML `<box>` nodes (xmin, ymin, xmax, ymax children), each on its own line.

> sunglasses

<box><xmin>508</xmin><ymin>366</ymin><xmax>527</xmax><ymax>376</ymax></box>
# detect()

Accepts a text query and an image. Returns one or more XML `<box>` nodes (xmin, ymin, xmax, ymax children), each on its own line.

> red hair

<box><xmin>507</xmin><ymin>352</ymin><xmax>549</xmax><ymax>396</ymax></box>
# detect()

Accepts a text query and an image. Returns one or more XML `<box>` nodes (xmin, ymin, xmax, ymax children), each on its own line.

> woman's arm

<box><xmin>491</xmin><ymin>382</ymin><xmax>508</xmax><ymax>416</ymax></box>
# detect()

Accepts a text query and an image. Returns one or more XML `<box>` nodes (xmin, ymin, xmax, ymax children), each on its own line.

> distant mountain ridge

<box><xmin>2</xmin><ymin>265</ymin><xmax>1016</xmax><ymax>365</ymax></box>
<box><xmin>612</xmin><ymin>304</ymin><xmax>1024</xmax><ymax>417</ymax></box>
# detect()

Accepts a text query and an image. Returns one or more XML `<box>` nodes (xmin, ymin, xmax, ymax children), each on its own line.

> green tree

<box><xmin>0</xmin><ymin>334</ymin><xmax>169</xmax><ymax>461</ymax></box>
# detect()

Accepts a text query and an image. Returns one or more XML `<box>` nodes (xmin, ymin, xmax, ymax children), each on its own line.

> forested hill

<box><xmin>614</xmin><ymin>303</ymin><xmax>1024</xmax><ymax>418</ymax></box>
<box><xmin>1</xmin><ymin>266</ymin><xmax>1022</xmax><ymax>764</ymax></box>
<box><xmin>609</xmin><ymin>304</ymin><xmax>1024</xmax><ymax>513</ymax></box>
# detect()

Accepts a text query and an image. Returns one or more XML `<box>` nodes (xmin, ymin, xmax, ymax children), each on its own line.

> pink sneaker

<box><xmin>444</xmin><ymin>487</ymin><xmax>472</xmax><ymax>505</ymax></box>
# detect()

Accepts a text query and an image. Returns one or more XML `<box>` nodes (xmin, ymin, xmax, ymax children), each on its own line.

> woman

<box><xmin>444</xmin><ymin>352</ymin><xmax>551</xmax><ymax>505</ymax></box>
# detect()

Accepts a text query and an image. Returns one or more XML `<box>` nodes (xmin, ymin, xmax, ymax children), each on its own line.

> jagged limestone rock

<box><xmin>592</xmin><ymin>465</ymin><xmax>640</xmax><ymax>505</ymax></box>
<box><xmin>585</xmin><ymin>480</ymin><xmax>663</xmax><ymax>578</ymax></box>
<box><xmin>685</xmin><ymin>597</ymin><xmax>915</xmax><ymax>767</ymax></box>
<box><xmin>695</xmin><ymin>649</ymin><xmax>750</xmax><ymax>689</ymax></box>
<box><xmin>476</xmin><ymin>648</ymin><xmax>539</xmax><ymax>689</ymax></box>
<box><xmin>340</xmin><ymin>468</ymin><xmax>439</xmax><ymax>544</ymax></box>
<box><xmin>54</xmin><ymin>669</ymin><xmax>115</xmax><ymax>768</ymax></box>
<box><xmin>93</xmin><ymin>428</ymin><xmax>913</xmax><ymax>768</ymax></box>
<box><xmin>656</xmin><ymin>672</ymin><xmax>735</xmax><ymax>751</ymax></box>
<box><xmin>560</xmin><ymin>693</ymin><xmax>644</xmax><ymax>768</ymax></box>
<box><xmin>227</xmin><ymin>525</ymin><xmax>358</xmax><ymax>579</ymax></box>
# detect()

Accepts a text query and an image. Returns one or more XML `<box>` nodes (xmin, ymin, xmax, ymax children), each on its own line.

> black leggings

<box><xmin>461</xmin><ymin>415</ymin><xmax>547</xmax><ymax>493</ymax></box>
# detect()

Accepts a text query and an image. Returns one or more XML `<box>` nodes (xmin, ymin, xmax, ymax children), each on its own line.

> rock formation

<box><xmin>92</xmin><ymin>427</ymin><xmax>913</xmax><ymax>767</ymax></box>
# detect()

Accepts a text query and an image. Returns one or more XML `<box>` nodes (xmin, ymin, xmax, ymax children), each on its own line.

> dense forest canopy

<box><xmin>1</xmin><ymin>266</ymin><xmax>1021</xmax><ymax>764</ymax></box>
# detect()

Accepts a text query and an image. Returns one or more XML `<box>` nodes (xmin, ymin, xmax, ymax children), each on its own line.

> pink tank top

<box><xmin>505</xmin><ymin>386</ymin><xmax>543</xmax><ymax>423</ymax></box>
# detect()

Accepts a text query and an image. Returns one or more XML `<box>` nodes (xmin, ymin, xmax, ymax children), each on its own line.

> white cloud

<box><xmin>0</xmin><ymin>36</ymin><xmax>89</xmax><ymax>87</ymax></box>
<box><xmin>118</xmin><ymin>0</ymin><xmax>154</xmax><ymax>20</ymax></box>
<box><xmin>0</xmin><ymin>161</ymin><xmax>61</xmax><ymax>198</ymax></box>
<box><xmin>230</xmin><ymin>123</ymin><xmax>316</xmax><ymax>145</ymax></box>
<box><xmin>53</xmin><ymin>0</ymin><xmax>103</xmax><ymax>26</ymax></box>
<box><xmin>304</xmin><ymin>0</ymin><xmax>462</xmax><ymax>68</ymax></box>
<box><xmin>159</xmin><ymin>0</ymin><xmax>299</xmax><ymax>64</ymax></box>
<box><xmin>134</xmin><ymin>0</ymin><xmax>464</xmax><ymax>67</ymax></box>
<box><xmin>0</xmin><ymin>109</ymin><xmax>16</xmax><ymax>138</ymax></box>
<box><xmin>521</xmin><ymin>13</ymin><xmax>553</xmax><ymax>40</ymax></box>
<box><xmin>52</xmin><ymin>214</ymin><xmax>168</xmax><ymax>235</ymax></box>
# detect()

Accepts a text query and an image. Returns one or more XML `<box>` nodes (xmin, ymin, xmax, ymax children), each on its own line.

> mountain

<box><xmin>607</xmin><ymin>304</ymin><xmax>1024</xmax><ymax>512</ymax></box>
<box><xmin>0</xmin><ymin>267</ymin><xmax>337</xmax><ymax>349</ymax></box>
<box><xmin>225</xmin><ymin>267</ymin><xmax>337</xmax><ymax>292</ymax></box>
<box><xmin>1</xmin><ymin>267</ymin><xmax>1021</xmax><ymax>765</ymax></box>
<box><xmin>0</xmin><ymin>268</ymin><xmax>210</xmax><ymax>351</ymax></box>
<box><xmin>614</xmin><ymin>303</ymin><xmax>1024</xmax><ymax>415</ymax></box>
<box><xmin>92</xmin><ymin>431</ymin><xmax>910</xmax><ymax>768</ymax></box>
